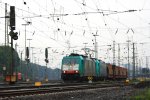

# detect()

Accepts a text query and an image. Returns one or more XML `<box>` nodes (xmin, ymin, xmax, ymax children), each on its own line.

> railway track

<box><xmin>0</xmin><ymin>82</ymin><xmax>127</xmax><ymax>98</ymax></box>
<box><xmin>0</xmin><ymin>80</ymin><xmax>125</xmax><ymax>91</ymax></box>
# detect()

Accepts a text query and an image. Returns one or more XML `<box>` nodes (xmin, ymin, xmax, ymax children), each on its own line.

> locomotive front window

<box><xmin>62</xmin><ymin>58</ymin><xmax>79</xmax><ymax>70</ymax></box>
<box><xmin>63</xmin><ymin>58</ymin><xmax>77</xmax><ymax>65</ymax></box>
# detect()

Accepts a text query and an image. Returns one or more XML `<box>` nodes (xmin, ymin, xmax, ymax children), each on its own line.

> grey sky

<box><xmin>0</xmin><ymin>0</ymin><xmax>150</xmax><ymax>68</ymax></box>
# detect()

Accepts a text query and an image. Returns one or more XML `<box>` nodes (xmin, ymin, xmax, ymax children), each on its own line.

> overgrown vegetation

<box><xmin>0</xmin><ymin>46</ymin><xmax>20</xmax><ymax>81</ymax></box>
<box><xmin>0</xmin><ymin>46</ymin><xmax>61</xmax><ymax>82</ymax></box>
<box><xmin>130</xmin><ymin>88</ymin><xmax>150</xmax><ymax>100</ymax></box>
<box><xmin>0</xmin><ymin>46</ymin><xmax>20</xmax><ymax>67</ymax></box>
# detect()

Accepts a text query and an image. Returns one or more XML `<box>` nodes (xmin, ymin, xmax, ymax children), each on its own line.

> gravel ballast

<box><xmin>1</xmin><ymin>86</ymin><xmax>141</xmax><ymax>100</ymax></box>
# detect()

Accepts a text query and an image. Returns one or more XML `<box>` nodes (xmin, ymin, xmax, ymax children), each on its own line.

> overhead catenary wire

<box><xmin>0</xmin><ymin>0</ymin><xmax>150</xmax><ymax>67</ymax></box>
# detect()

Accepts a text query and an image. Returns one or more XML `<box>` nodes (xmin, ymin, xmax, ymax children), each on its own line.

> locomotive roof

<box><xmin>69</xmin><ymin>53</ymin><xmax>88</xmax><ymax>58</ymax></box>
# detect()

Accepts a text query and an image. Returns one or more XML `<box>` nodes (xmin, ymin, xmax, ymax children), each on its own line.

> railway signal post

<box><xmin>6</xmin><ymin>6</ymin><xmax>18</xmax><ymax>84</ymax></box>
<box><xmin>45</xmin><ymin>48</ymin><xmax>49</xmax><ymax>82</ymax></box>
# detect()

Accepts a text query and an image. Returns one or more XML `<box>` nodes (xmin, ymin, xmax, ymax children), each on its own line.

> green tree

<box><xmin>0</xmin><ymin>46</ymin><xmax>20</xmax><ymax>75</ymax></box>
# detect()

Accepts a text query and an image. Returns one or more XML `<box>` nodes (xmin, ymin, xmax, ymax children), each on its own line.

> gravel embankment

<box><xmin>1</xmin><ymin>86</ymin><xmax>141</xmax><ymax>100</ymax></box>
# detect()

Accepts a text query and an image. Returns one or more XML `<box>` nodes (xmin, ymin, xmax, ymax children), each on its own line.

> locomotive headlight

<box><xmin>75</xmin><ymin>70</ymin><xmax>78</xmax><ymax>73</ymax></box>
<box><xmin>63</xmin><ymin>71</ymin><xmax>66</xmax><ymax>73</ymax></box>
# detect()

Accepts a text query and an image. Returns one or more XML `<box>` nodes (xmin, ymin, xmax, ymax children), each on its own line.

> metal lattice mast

<box><xmin>113</xmin><ymin>41</ymin><xmax>116</xmax><ymax>65</ymax></box>
<box><xmin>132</xmin><ymin>43</ymin><xmax>135</xmax><ymax>79</ymax></box>
<box><xmin>118</xmin><ymin>43</ymin><xmax>120</xmax><ymax>66</ymax></box>
<box><xmin>93</xmin><ymin>32</ymin><xmax>98</xmax><ymax>58</ymax></box>
<box><xmin>127</xmin><ymin>40</ymin><xmax>131</xmax><ymax>77</ymax></box>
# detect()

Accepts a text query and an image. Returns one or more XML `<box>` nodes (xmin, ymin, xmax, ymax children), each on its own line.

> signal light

<box><xmin>12</xmin><ymin>32</ymin><xmax>18</xmax><ymax>40</ymax></box>
<box><xmin>10</xmin><ymin>6</ymin><xmax>15</xmax><ymax>30</ymax></box>
<box><xmin>25</xmin><ymin>58</ymin><xmax>30</xmax><ymax>63</ymax></box>
<box><xmin>45</xmin><ymin>48</ymin><xmax>48</xmax><ymax>59</ymax></box>
<box><xmin>9</xmin><ymin>31</ymin><xmax>18</xmax><ymax>40</ymax></box>
<box><xmin>26</xmin><ymin>47</ymin><xmax>29</xmax><ymax>58</ymax></box>
<box><xmin>45</xmin><ymin>59</ymin><xmax>49</xmax><ymax>63</ymax></box>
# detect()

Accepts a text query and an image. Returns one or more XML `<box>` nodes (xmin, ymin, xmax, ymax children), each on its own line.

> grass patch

<box><xmin>130</xmin><ymin>88</ymin><xmax>150</xmax><ymax>100</ymax></box>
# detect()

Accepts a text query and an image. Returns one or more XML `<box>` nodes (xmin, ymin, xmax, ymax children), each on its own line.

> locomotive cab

<box><xmin>61</xmin><ymin>54</ymin><xmax>84</xmax><ymax>81</ymax></box>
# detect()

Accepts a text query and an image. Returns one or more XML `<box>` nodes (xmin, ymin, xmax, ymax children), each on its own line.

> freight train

<box><xmin>61</xmin><ymin>53</ymin><xmax>127</xmax><ymax>81</ymax></box>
